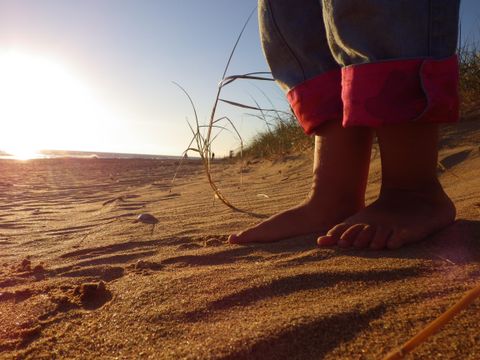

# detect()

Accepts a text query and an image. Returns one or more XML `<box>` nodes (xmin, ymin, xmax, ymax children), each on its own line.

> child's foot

<box><xmin>229</xmin><ymin>197</ymin><xmax>360</xmax><ymax>244</ymax></box>
<box><xmin>318</xmin><ymin>122</ymin><xmax>455</xmax><ymax>250</ymax></box>
<box><xmin>317</xmin><ymin>182</ymin><xmax>456</xmax><ymax>249</ymax></box>
<box><xmin>229</xmin><ymin>120</ymin><xmax>373</xmax><ymax>244</ymax></box>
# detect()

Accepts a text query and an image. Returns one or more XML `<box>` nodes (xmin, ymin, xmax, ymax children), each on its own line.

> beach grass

<box><xmin>241</xmin><ymin>113</ymin><xmax>312</xmax><ymax>159</ymax></box>
<box><xmin>459</xmin><ymin>40</ymin><xmax>480</xmax><ymax>114</ymax></box>
<box><xmin>174</xmin><ymin>7</ymin><xmax>276</xmax><ymax>211</ymax></box>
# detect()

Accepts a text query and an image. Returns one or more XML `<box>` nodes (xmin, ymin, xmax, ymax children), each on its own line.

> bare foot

<box><xmin>229</xmin><ymin>120</ymin><xmax>373</xmax><ymax>244</ymax></box>
<box><xmin>317</xmin><ymin>182</ymin><xmax>456</xmax><ymax>249</ymax></box>
<box><xmin>229</xmin><ymin>197</ymin><xmax>360</xmax><ymax>244</ymax></box>
<box><xmin>318</xmin><ymin>122</ymin><xmax>456</xmax><ymax>250</ymax></box>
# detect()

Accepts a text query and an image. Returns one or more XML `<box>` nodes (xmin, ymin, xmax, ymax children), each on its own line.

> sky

<box><xmin>0</xmin><ymin>0</ymin><xmax>479</xmax><ymax>158</ymax></box>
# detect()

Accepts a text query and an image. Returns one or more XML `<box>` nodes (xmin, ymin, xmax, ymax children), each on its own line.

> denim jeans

<box><xmin>258</xmin><ymin>0</ymin><xmax>460</xmax><ymax>134</ymax></box>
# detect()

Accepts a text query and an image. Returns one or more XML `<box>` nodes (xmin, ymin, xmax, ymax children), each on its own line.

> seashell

<box><xmin>133</xmin><ymin>213</ymin><xmax>159</xmax><ymax>225</ymax></box>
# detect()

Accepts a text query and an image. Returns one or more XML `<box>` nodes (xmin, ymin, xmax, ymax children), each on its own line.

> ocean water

<box><xmin>0</xmin><ymin>150</ymin><xmax>183</xmax><ymax>160</ymax></box>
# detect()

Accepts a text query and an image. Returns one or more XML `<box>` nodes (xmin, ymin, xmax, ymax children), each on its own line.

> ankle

<box><xmin>307</xmin><ymin>187</ymin><xmax>365</xmax><ymax>212</ymax></box>
<box><xmin>379</xmin><ymin>179</ymin><xmax>451</xmax><ymax>203</ymax></box>
<box><xmin>376</xmin><ymin>122</ymin><xmax>440</xmax><ymax>194</ymax></box>
<box><xmin>380</xmin><ymin>176</ymin><xmax>443</xmax><ymax>193</ymax></box>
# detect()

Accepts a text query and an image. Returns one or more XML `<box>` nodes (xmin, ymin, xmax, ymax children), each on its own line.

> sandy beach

<box><xmin>1</xmin><ymin>119</ymin><xmax>479</xmax><ymax>359</ymax></box>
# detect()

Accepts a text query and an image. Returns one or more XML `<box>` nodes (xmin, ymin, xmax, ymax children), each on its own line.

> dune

<box><xmin>0</xmin><ymin>120</ymin><xmax>479</xmax><ymax>359</ymax></box>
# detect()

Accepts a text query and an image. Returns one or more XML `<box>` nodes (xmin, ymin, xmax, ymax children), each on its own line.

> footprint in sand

<box><xmin>176</xmin><ymin>243</ymin><xmax>203</xmax><ymax>251</ymax></box>
<box><xmin>74</xmin><ymin>281</ymin><xmax>112</xmax><ymax>309</ymax></box>
<box><xmin>134</xmin><ymin>260</ymin><xmax>163</xmax><ymax>271</ymax></box>
<box><xmin>204</xmin><ymin>238</ymin><xmax>224</xmax><ymax>247</ymax></box>
<box><xmin>18</xmin><ymin>258</ymin><xmax>32</xmax><ymax>272</ymax></box>
<box><xmin>16</xmin><ymin>258</ymin><xmax>46</xmax><ymax>275</ymax></box>
<box><xmin>0</xmin><ymin>288</ymin><xmax>34</xmax><ymax>303</ymax></box>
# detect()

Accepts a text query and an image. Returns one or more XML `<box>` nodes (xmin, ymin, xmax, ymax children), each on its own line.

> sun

<box><xmin>3</xmin><ymin>144</ymin><xmax>41</xmax><ymax>161</ymax></box>
<box><xmin>0</xmin><ymin>49</ymin><xmax>117</xmax><ymax>158</ymax></box>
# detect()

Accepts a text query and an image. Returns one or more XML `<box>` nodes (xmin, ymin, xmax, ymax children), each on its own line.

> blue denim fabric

<box><xmin>259</xmin><ymin>0</ymin><xmax>460</xmax><ymax>91</ymax></box>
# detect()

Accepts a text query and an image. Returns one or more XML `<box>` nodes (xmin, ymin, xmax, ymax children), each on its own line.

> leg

<box><xmin>230</xmin><ymin>0</ymin><xmax>372</xmax><ymax>243</ymax></box>
<box><xmin>318</xmin><ymin>0</ymin><xmax>460</xmax><ymax>249</ymax></box>
<box><xmin>318</xmin><ymin>123</ymin><xmax>455</xmax><ymax>249</ymax></box>
<box><xmin>229</xmin><ymin>120</ymin><xmax>372</xmax><ymax>243</ymax></box>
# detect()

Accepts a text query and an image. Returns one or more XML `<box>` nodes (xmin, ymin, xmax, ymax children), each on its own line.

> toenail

<box><xmin>317</xmin><ymin>236</ymin><xmax>335</xmax><ymax>246</ymax></box>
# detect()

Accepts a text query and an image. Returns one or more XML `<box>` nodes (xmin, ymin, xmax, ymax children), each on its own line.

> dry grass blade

<box><xmin>248</xmin><ymin>95</ymin><xmax>275</xmax><ymax>134</ymax></box>
<box><xmin>204</xmin><ymin>6</ymin><xmax>257</xmax><ymax>157</ymax></box>
<box><xmin>250</xmin><ymin>82</ymin><xmax>289</xmax><ymax>125</ymax></box>
<box><xmin>171</xmin><ymin>81</ymin><xmax>239</xmax><ymax>209</ymax></box>
<box><xmin>245</xmin><ymin>113</ymin><xmax>276</xmax><ymax>128</ymax></box>
<box><xmin>171</xmin><ymin>7</ymin><xmax>275</xmax><ymax>212</ymax></box>
<box><xmin>173</xmin><ymin>6</ymin><xmax>287</xmax><ymax>211</ymax></box>
<box><xmin>383</xmin><ymin>283</ymin><xmax>480</xmax><ymax>360</ymax></box>
<box><xmin>211</xmin><ymin>117</ymin><xmax>243</xmax><ymax>144</ymax></box>
<box><xmin>218</xmin><ymin>98</ymin><xmax>277</xmax><ymax>112</ymax></box>
<box><xmin>220</xmin><ymin>71</ymin><xmax>274</xmax><ymax>86</ymax></box>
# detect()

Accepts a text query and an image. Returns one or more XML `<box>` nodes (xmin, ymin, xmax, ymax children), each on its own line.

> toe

<box><xmin>386</xmin><ymin>230</ymin><xmax>404</xmax><ymax>249</ymax></box>
<box><xmin>339</xmin><ymin>223</ymin><xmax>365</xmax><ymax>248</ymax></box>
<box><xmin>353</xmin><ymin>225</ymin><xmax>375</xmax><ymax>249</ymax></box>
<box><xmin>228</xmin><ymin>234</ymin><xmax>240</xmax><ymax>244</ymax></box>
<box><xmin>316</xmin><ymin>235</ymin><xmax>337</xmax><ymax>246</ymax></box>
<box><xmin>327</xmin><ymin>223</ymin><xmax>351</xmax><ymax>238</ymax></box>
<box><xmin>229</xmin><ymin>232</ymin><xmax>252</xmax><ymax>244</ymax></box>
<box><xmin>317</xmin><ymin>223</ymin><xmax>350</xmax><ymax>247</ymax></box>
<box><xmin>370</xmin><ymin>226</ymin><xmax>393</xmax><ymax>250</ymax></box>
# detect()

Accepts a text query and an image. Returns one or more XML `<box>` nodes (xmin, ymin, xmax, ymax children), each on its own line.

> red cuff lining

<box><xmin>286</xmin><ymin>68</ymin><xmax>342</xmax><ymax>135</ymax></box>
<box><xmin>342</xmin><ymin>55</ymin><xmax>459</xmax><ymax>127</ymax></box>
<box><xmin>285</xmin><ymin>55</ymin><xmax>459</xmax><ymax>133</ymax></box>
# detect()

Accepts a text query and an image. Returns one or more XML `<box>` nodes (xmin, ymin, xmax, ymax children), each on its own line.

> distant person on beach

<box><xmin>229</xmin><ymin>0</ymin><xmax>460</xmax><ymax>250</ymax></box>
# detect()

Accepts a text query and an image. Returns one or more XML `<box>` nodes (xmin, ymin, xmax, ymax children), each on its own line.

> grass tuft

<box><xmin>174</xmin><ymin>7</ymin><xmax>275</xmax><ymax>211</ymax></box>
<box><xmin>241</xmin><ymin>113</ymin><xmax>312</xmax><ymax>159</ymax></box>
<box><xmin>458</xmin><ymin>41</ymin><xmax>480</xmax><ymax>114</ymax></box>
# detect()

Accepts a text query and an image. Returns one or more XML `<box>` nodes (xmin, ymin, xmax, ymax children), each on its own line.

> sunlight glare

<box><xmin>0</xmin><ymin>50</ymin><xmax>118</xmax><ymax>157</ymax></box>
<box><xmin>3</xmin><ymin>144</ymin><xmax>41</xmax><ymax>161</ymax></box>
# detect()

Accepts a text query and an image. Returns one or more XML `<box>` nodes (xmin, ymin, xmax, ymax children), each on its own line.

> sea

<box><xmin>0</xmin><ymin>149</ymin><xmax>184</xmax><ymax>160</ymax></box>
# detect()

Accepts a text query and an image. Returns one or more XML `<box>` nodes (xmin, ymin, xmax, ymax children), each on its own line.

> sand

<box><xmin>1</xmin><ymin>120</ymin><xmax>479</xmax><ymax>359</ymax></box>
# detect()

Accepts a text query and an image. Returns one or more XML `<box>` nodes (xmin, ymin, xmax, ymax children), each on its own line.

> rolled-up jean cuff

<box><xmin>342</xmin><ymin>55</ymin><xmax>459</xmax><ymax>127</ymax></box>
<box><xmin>286</xmin><ymin>68</ymin><xmax>342</xmax><ymax>135</ymax></box>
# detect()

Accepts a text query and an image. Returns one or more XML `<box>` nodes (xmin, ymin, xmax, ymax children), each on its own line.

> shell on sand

<box><xmin>133</xmin><ymin>213</ymin><xmax>159</xmax><ymax>225</ymax></box>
